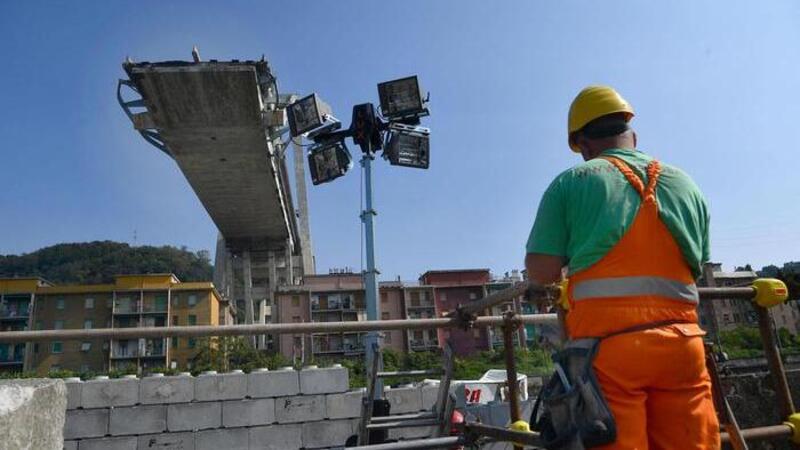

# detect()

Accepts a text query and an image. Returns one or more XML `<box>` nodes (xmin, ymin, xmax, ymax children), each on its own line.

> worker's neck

<box><xmin>584</xmin><ymin>145</ymin><xmax>637</xmax><ymax>161</ymax></box>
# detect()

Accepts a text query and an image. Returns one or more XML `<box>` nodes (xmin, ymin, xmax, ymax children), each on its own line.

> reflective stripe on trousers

<box><xmin>571</xmin><ymin>276</ymin><xmax>699</xmax><ymax>304</ymax></box>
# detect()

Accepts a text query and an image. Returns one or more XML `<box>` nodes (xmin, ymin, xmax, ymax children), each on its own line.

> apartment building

<box><xmin>420</xmin><ymin>269</ymin><xmax>493</xmax><ymax>356</ymax></box>
<box><xmin>275</xmin><ymin>273</ymin><xmax>407</xmax><ymax>362</ymax></box>
<box><xmin>0</xmin><ymin>274</ymin><xmax>228</xmax><ymax>375</ymax></box>
<box><xmin>403</xmin><ymin>284</ymin><xmax>438</xmax><ymax>352</ymax></box>
<box><xmin>486</xmin><ymin>271</ymin><xmax>529</xmax><ymax>349</ymax></box>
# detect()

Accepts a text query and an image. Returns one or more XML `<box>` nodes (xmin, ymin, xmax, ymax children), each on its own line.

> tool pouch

<box><xmin>532</xmin><ymin>338</ymin><xmax>616</xmax><ymax>449</ymax></box>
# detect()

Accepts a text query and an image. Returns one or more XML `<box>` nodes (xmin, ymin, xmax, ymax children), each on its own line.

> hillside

<box><xmin>0</xmin><ymin>241</ymin><xmax>213</xmax><ymax>284</ymax></box>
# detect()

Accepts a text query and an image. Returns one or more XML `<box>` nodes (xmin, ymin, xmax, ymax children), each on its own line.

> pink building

<box><xmin>275</xmin><ymin>273</ymin><xmax>406</xmax><ymax>362</ymax></box>
<box><xmin>419</xmin><ymin>269</ymin><xmax>493</xmax><ymax>356</ymax></box>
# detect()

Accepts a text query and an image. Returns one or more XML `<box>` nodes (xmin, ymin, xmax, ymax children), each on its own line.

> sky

<box><xmin>2</xmin><ymin>1</ymin><xmax>800</xmax><ymax>281</ymax></box>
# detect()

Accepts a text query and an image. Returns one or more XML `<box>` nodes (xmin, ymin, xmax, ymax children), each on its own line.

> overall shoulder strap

<box><xmin>599</xmin><ymin>156</ymin><xmax>662</xmax><ymax>202</ymax></box>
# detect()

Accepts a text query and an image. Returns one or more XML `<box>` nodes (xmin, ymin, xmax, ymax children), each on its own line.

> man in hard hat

<box><xmin>525</xmin><ymin>86</ymin><xmax>719</xmax><ymax>449</ymax></box>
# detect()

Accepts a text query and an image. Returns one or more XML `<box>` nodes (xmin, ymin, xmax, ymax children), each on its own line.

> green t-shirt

<box><xmin>526</xmin><ymin>148</ymin><xmax>710</xmax><ymax>279</ymax></box>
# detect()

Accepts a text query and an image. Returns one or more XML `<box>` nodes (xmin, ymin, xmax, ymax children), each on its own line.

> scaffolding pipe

<box><xmin>720</xmin><ymin>424</ymin><xmax>793</xmax><ymax>442</ymax></box>
<box><xmin>501</xmin><ymin>313</ymin><xmax>523</xmax><ymax>450</ymax></box>
<box><xmin>345</xmin><ymin>436</ymin><xmax>465</xmax><ymax>450</ymax></box>
<box><xmin>0</xmin><ymin>314</ymin><xmax>559</xmax><ymax>343</ymax></box>
<box><xmin>755</xmin><ymin>304</ymin><xmax>796</xmax><ymax>419</ymax></box>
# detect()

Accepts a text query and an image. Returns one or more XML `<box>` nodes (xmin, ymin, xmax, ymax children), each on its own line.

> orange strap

<box><xmin>600</xmin><ymin>156</ymin><xmax>661</xmax><ymax>202</ymax></box>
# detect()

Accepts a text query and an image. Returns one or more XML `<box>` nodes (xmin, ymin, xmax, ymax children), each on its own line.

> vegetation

<box><xmin>0</xmin><ymin>241</ymin><xmax>213</xmax><ymax>284</ymax></box>
<box><xmin>718</xmin><ymin>326</ymin><xmax>800</xmax><ymax>359</ymax></box>
<box><xmin>192</xmin><ymin>337</ymin><xmax>291</xmax><ymax>374</ymax></box>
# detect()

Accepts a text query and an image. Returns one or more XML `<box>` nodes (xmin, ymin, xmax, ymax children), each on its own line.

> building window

<box><xmin>83</xmin><ymin>320</ymin><xmax>93</xmax><ymax>330</ymax></box>
<box><xmin>292</xmin><ymin>316</ymin><xmax>301</xmax><ymax>323</ymax></box>
<box><xmin>106</xmin><ymin>298</ymin><xmax>112</xmax><ymax>308</ymax></box>
<box><xmin>381</xmin><ymin>312</ymin><xmax>390</xmax><ymax>320</ymax></box>
<box><xmin>172</xmin><ymin>295</ymin><xmax>180</xmax><ymax>307</ymax></box>
<box><xmin>381</xmin><ymin>292</ymin><xmax>388</xmax><ymax>303</ymax></box>
<box><xmin>188</xmin><ymin>315</ymin><xmax>197</xmax><ymax>326</ymax></box>
<box><xmin>80</xmin><ymin>364</ymin><xmax>89</xmax><ymax>373</ymax></box>
<box><xmin>80</xmin><ymin>342</ymin><xmax>91</xmax><ymax>352</ymax></box>
<box><xmin>56</xmin><ymin>298</ymin><xmax>65</xmax><ymax>310</ymax></box>
<box><xmin>188</xmin><ymin>295</ymin><xmax>197</xmax><ymax>307</ymax></box>
<box><xmin>102</xmin><ymin>342</ymin><xmax>109</xmax><ymax>351</ymax></box>
<box><xmin>440</xmin><ymin>292</ymin><xmax>447</xmax><ymax>302</ymax></box>
<box><xmin>54</xmin><ymin>320</ymin><xmax>64</xmax><ymax>330</ymax></box>
<box><xmin>33</xmin><ymin>343</ymin><xmax>39</xmax><ymax>353</ymax></box>
<box><xmin>172</xmin><ymin>316</ymin><xmax>179</xmax><ymax>326</ymax></box>
<box><xmin>292</xmin><ymin>296</ymin><xmax>300</xmax><ymax>307</ymax></box>
<box><xmin>473</xmin><ymin>328</ymin><xmax>481</xmax><ymax>338</ymax></box>
<box><xmin>385</xmin><ymin>332</ymin><xmax>392</xmax><ymax>343</ymax></box>
<box><xmin>469</xmin><ymin>292</ymin><xmax>478</xmax><ymax>300</ymax></box>
<box><xmin>294</xmin><ymin>336</ymin><xmax>302</xmax><ymax>347</ymax></box>
<box><xmin>85</xmin><ymin>298</ymin><xmax>95</xmax><ymax>309</ymax></box>
<box><xmin>35</xmin><ymin>321</ymin><xmax>43</xmax><ymax>330</ymax></box>
<box><xmin>52</xmin><ymin>342</ymin><xmax>63</xmax><ymax>354</ymax></box>
<box><xmin>172</xmin><ymin>337</ymin><xmax>178</xmax><ymax>349</ymax></box>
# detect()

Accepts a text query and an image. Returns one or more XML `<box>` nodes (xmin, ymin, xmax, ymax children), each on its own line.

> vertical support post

<box><xmin>268</xmin><ymin>250</ymin><xmax>278</xmax><ymax>350</ymax></box>
<box><xmin>361</xmin><ymin>152</ymin><xmax>383</xmax><ymax>398</ymax></box>
<box><xmin>502</xmin><ymin>312</ymin><xmax>523</xmax><ymax>450</ymax></box>
<box><xmin>242</xmin><ymin>249</ymin><xmax>256</xmax><ymax>347</ymax></box>
<box><xmin>702</xmin><ymin>264</ymin><xmax>724</xmax><ymax>351</ymax></box>
<box><xmin>756</xmin><ymin>304</ymin><xmax>796</xmax><ymax>419</ymax></box>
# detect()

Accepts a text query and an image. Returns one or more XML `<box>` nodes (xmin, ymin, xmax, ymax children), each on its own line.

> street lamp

<box><xmin>287</xmin><ymin>76</ymin><xmax>430</xmax><ymax>408</ymax></box>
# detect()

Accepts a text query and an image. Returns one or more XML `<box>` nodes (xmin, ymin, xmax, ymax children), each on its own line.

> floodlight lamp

<box><xmin>287</xmin><ymin>93</ymin><xmax>333</xmax><ymax>137</ymax></box>
<box><xmin>377</xmin><ymin>76</ymin><xmax>427</xmax><ymax>120</ymax></box>
<box><xmin>385</xmin><ymin>123</ymin><xmax>430</xmax><ymax>169</ymax></box>
<box><xmin>308</xmin><ymin>139</ymin><xmax>354</xmax><ymax>185</ymax></box>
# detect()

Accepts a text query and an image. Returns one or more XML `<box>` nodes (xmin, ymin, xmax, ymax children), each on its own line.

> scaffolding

<box><xmin>1</xmin><ymin>280</ymin><xmax>797</xmax><ymax>448</ymax></box>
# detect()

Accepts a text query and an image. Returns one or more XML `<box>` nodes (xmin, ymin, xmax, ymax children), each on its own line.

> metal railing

<box><xmin>0</xmin><ymin>280</ymin><xmax>795</xmax><ymax>448</ymax></box>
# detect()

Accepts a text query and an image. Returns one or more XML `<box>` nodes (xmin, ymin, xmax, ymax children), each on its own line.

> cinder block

<box><xmin>65</xmin><ymin>378</ymin><xmax>83</xmax><ymax>410</ymax></box>
<box><xmin>249</xmin><ymin>424</ymin><xmax>302</xmax><ymax>450</ymax></box>
<box><xmin>137</xmin><ymin>432</ymin><xmax>195</xmax><ymax>450</ymax></box>
<box><xmin>275</xmin><ymin>395</ymin><xmax>325</xmax><ymax>424</ymax></box>
<box><xmin>299</xmin><ymin>366</ymin><xmax>349</xmax><ymax>394</ymax></box>
<box><xmin>222</xmin><ymin>398</ymin><xmax>275</xmax><ymax>427</ymax></box>
<box><xmin>78</xmin><ymin>436</ymin><xmax>137</xmax><ymax>450</ymax></box>
<box><xmin>247</xmin><ymin>368</ymin><xmax>299</xmax><ymax>398</ymax></box>
<box><xmin>195</xmin><ymin>428</ymin><xmax>249</xmax><ymax>450</ymax></box>
<box><xmin>140</xmin><ymin>375</ymin><xmax>194</xmax><ymax>404</ymax></box>
<box><xmin>195</xmin><ymin>372</ymin><xmax>246</xmax><ymax>401</ymax></box>
<box><xmin>388</xmin><ymin>425</ymin><xmax>436</xmax><ymax>440</ymax></box>
<box><xmin>302</xmin><ymin>419</ymin><xmax>358</xmax><ymax>449</ymax></box>
<box><xmin>421</xmin><ymin>384</ymin><xmax>439</xmax><ymax>410</ymax></box>
<box><xmin>385</xmin><ymin>386</ymin><xmax>423</xmax><ymax>414</ymax></box>
<box><xmin>326</xmin><ymin>390</ymin><xmax>363</xmax><ymax>419</ymax></box>
<box><xmin>64</xmin><ymin>440</ymin><xmax>78</xmax><ymax>450</ymax></box>
<box><xmin>64</xmin><ymin>408</ymin><xmax>109</xmax><ymax>439</ymax></box>
<box><xmin>167</xmin><ymin>401</ymin><xmax>221</xmax><ymax>431</ymax></box>
<box><xmin>81</xmin><ymin>378</ymin><xmax>139</xmax><ymax>408</ymax></box>
<box><xmin>109</xmin><ymin>405</ymin><xmax>166</xmax><ymax>436</ymax></box>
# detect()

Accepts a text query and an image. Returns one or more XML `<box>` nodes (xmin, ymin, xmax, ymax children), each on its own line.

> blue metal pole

<box><xmin>361</xmin><ymin>152</ymin><xmax>383</xmax><ymax>398</ymax></box>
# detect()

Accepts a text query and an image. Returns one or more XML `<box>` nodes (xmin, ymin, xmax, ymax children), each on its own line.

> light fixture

<box><xmin>377</xmin><ymin>76</ymin><xmax>427</xmax><ymax>120</ymax></box>
<box><xmin>307</xmin><ymin>139</ymin><xmax>353</xmax><ymax>185</ymax></box>
<box><xmin>384</xmin><ymin>123</ymin><xmax>430</xmax><ymax>169</ymax></box>
<box><xmin>287</xmin><ymin>93</ymin><xmax>332</xmax><ymax>137</ymax></box>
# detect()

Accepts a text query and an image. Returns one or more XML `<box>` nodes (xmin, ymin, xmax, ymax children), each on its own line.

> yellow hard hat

<box><xmin>568</xmin><ymin>85</ymin><xmax>634</xmax><ymax>153</ymax></box>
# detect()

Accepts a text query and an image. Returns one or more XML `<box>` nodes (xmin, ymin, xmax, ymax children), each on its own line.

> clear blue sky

<box><xmin>2</xmin><ymin>1</ymin><xmax>799</xmax><ymax>280</ymax></box>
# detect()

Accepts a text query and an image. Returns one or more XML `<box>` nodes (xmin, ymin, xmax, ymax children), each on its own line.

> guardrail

<box><xmin>0</xmin><ymin>279</ymin><xmax>795</xmax><ymax>447</ymax></box>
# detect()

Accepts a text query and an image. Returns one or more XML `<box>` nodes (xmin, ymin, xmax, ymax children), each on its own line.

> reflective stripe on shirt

<box><xmin>572</xmin><ymin>276</ymin><xmax>699</xmax><ymax>304</ymax></box>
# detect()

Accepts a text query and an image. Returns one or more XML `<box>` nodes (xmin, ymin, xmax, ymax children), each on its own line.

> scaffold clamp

<box><xmin>783</xmin><ymin>413</ymin><xmax>800</xmax><ymax>443</ymax></box>
<box><xmin>753</xmin><ymin>278</ymin><xmax>789</xmax><ymax>308</ymax></box>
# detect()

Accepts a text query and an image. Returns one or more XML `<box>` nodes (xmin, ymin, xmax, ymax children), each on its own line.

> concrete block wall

<box><xmin>62</xmin><ymin>366</ymin><xmax>439</xmax><ymax>449</ymax></box>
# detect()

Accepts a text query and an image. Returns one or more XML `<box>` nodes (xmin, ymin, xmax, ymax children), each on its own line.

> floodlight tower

<box><xmin>287</xmin><ymin>76</ymin><xmax>430</xmax><ymax>398</ymax></box>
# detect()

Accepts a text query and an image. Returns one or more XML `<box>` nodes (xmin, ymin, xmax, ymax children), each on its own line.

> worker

<box><xmin>525</xmin><ymin>86</ymin><xmax>720</xmax><ymax>449</ymax></box>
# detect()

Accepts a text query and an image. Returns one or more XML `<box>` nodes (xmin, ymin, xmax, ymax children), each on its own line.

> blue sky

<box><xmin>2</xmin><ymin>1</ymin><xmax>799</xmax><ymax>280</ymax></box>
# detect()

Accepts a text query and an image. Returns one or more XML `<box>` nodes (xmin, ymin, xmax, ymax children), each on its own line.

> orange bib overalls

<box><xmin>565</xmin><ymin>157</ymin><xmax>720</xmax><ymax>450</ymax></box>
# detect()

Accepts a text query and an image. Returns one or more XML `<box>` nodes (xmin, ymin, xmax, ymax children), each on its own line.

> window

<box><xmin>106</xmin><ymin>298</ymin><xmax>112</xmax><ymax>308</ymax></box>
<box><xmin>188</xmin><ymin>338</ymin><xmax>196</xmax><ymax>349</ymax></box>
<box><xmin>440</xmin><ymin>292</ymin><xmax>447</xmax><ymax>302</ymax></box>
<box><xmin>33</xmin><ymin>343</ymin><xmax>39</xmax><ymax>353</ymax></box>
<box><xmin>80</xmin><ymin>342</ymin><xmax>91</xmax><ymax>352</ymax></box>
<box><xmin>54</xmin><ymin>320</ymin><xmax>64</xmax><ymax>330</ymax></box>
<box><xmin>80</xmin><ymin>364</ymin><xmax>89</xmax><ymax>373</ymax></box>
<box><xmin>172</xmin><ymin>295</ymin><xmax>180</xmax><ymax>307</ymax></box>
<box><xmin>188</xmin><ymin>315</ymin><xmax>197</xmax><ymax>326</ymax></box>
<box><xmin>102</xmin><ymin>342</ymin><xmax>109</xmax><ymax>351</ymax></box>
<box><xmin>56</xmin><ymin>298</ymin><xmax>65</xmax><ymax>310</ymax></box>
<box><xmin>172</xmin><ymin>316</ymin><xmax>179</xmax><ymax>326</ymax></box>
<box><xmin>85</xmin><ymin>298</ymin><xmax>95</xmax><ymax>309</ymax></box>
<box><xmin>292</xmin><ymin>296</ymin><xmax>300</xmax><ymax>307</ymax></box>
<box><xmin>52</xmin><ymin>342</ymin><xmax>63</xmax><ymax>354</ymax></box>
<box><xmin>473</xmin><ymin>328</ymin><xmax>481</xmax><ymax>338</ymax></box>
<box><xmin>294</xmin><ymin>336</ymin><xmax>302</xmax><ymax>347</ymax></box>
<box><xmin>381</xmin><ymin>292</ymin><xmax>388</xmax><ymax>303</ymax></box>
<box><xmin>83</xmin><ymin>320</ymin><xmax>93</xmax><ymax>330</ymax></box>
<box><xmin>172</xmin><ymin>337</ymin><xmax>178</xmax><ymax>349</ymax></box>
<box><xmin>35</xmin><ymin>321</ymin><xmax>43</xmax><ymax>330</ymax></box>
<box><xmin>385</xmin><ymin>332</ymin><xmax>392</xmax><ymax>343</ymax></box>
<box><xmin>292</xmin><ymin>316</ymin><xmax>301</xmax><ymax>323</ymax></box>
<box><xmin>469</xmin><ymin>292</ymin><xmax>478</xmax><ymax>300</ymax></box>
<box><xmin>188</xmin><ymin>295</ymin><xmax>197</xmax><ymax>307</ymax></box>
<box><xmin>381</xmin><ymin>312</ymin><xmax>390</xmax><ymax>320</ymax></box>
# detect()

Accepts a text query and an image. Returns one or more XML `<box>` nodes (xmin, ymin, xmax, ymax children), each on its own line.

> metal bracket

<box><xmin>116</xmin><ymin>79</ymin><xmax>170</xmax><ymax>157</ymax></box>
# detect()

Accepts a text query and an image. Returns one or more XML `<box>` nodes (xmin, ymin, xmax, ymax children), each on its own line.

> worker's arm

<box><xmin>525</xmin><ymin>253</ymin><xmax>565</xmax><ymax>285</ymax></box>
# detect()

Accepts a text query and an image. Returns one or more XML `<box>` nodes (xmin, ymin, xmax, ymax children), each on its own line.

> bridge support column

<box><xmin>242</xmin><ymin>249</ymin><xmax>256</xmax><ymax>347</ymax></box>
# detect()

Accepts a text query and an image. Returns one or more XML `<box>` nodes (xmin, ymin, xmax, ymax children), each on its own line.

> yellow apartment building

<box><xmin>0</xmin><ymin>274</ymin><xmax>229</xmax><ymax>375</ymax></box>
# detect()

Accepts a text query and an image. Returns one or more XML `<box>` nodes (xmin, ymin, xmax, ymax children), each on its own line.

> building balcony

<box><xmin>407</xmin><ymin>303</ymin><xmax>435</xmax><ymax>310</ymax></box>
<box><xmin>0</xmin><ymin>304</ymin><xmax>31</xmax><ymax>320</ymax></box>
<box><xmin>0</xmin><ymin>355</ymin><xmax>24</xmax><ymax>366</ymax></box>
<box><xmin>409</xmin><ymin>339</ymin><xmax>439</xmax><ymax>350</ymax></box>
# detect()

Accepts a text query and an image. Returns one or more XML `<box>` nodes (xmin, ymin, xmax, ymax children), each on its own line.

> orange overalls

<box><xmin>565</xmin><ymin>157</ymin><xmax>720</xmax><ymax>450</ymax></box>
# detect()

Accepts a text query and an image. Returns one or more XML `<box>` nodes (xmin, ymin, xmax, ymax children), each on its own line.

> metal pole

<box><xmin>0</xmin><ymin>314</ymin><xmax>559</xmax><ymax>343</ymax></box>
<box><xmin>756</xmin><ymin>304</ymin><xmax>796</xmax><ymax>419</ymax></box>
<box><xmin>346</xmin><ymin>436</ymin><xmax>465</xmax><ymax>450</ymax></box>
<box><xmin>361</xmin><ymin>149</ymin><xmax>383</xmax><ymax>398</ymax></box>
<box><xmin>502</xmin><ymin>312</ymin><xmax>523</xmax><ymax>450</ymax></box>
